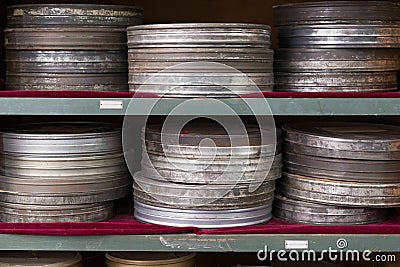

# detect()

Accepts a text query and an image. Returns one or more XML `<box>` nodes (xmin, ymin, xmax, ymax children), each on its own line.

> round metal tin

<box><xmin>145</xmin><ymin>142</ymin><xmax>279</xmax><ymax>158</ymax></box>
<box><xmin>140</xmin><ymin>166</ymin><xmax>282</xmax><ymax>184</ymax></box>
<box><xmin>284</xmin><ymin>161</ymin><xmax>400</xmax><ymax>183</ymax></box>
<box><xmin>284</xmin><ymin>152</ymin><xmax>400</xmax><ymax>173</ymax></box>
<box><xmin>0</xmin><ymin>201</ymin><xmax>114</xmax><ymax>222</ymax></box>
<box><xmin>277</xmin><ymin>25</ymin><xmax>400</xmax><ymax>48</ymax></box>
<box><xmin>1</xmin><ymin>153</ymin><xmax>127</xmax><ymax>179</ymax></box>
<box><xmin>6</xmin><ymin>72</ymin><xmax>128</xmax><ymax>92</ymax></box>
<box><xmin>274</xmin><ymin>71</ymin><xmax>397</xmax><ymax>92</ymax></box>
<box><xmin>134</xmin><ymin>200</ymin><xmax>272</xmax><ymax>228</ymax></box>
<box><xmin>273</xmin><ymin>1</ymin><xmax>400</xmax><ymax>26</ymax></box>
<box><xmin>274</xmin><ymin>49</ymin><xmax>400</xmax><ymax>72</ymax></box>
<box><xmin>134</xmin><ymin>188</ymin><xmax>274</xmax><ymax>210</ymax></box>
<box><xmin>283</xmin><ymin>122</ymin><xmax>400</xmax><ymax>154</ymax></box>
<box><xmin>0</xmin><ymin>251</ymin><xmax>82</xmax><ymax>267</ymax></box>
<box><xmin>106</xmin><ymin>252</ymin><xmax>196</xmax><ymax>267</ymax></box>
<box><xmin>0</xmin><ymin>122</ymin><xmax>122</xmax><ymax>155</ymax></box>
<box><xmin>127</xmin><ymin>23</ymin><xmax>271</xmax><ymax>48</ymax></box>
<box><xmin>133</xmin><ymin>174</ymin><xmax>275</xmax><ymax>199</ymax></box>
<box><xmin>0</xmin><ymin>183</ymin><xmax>130</xmax><ymax>205</ymax></box>
<box><xmin>273</xmin><ymin>193</ymin><xmax>390</xmax><ymax>225</ymax></box>
<box><xmin>6</xmin><ymin>50</ymin><xmax>127</xmax><ymax>73</ymax></box>
<box><xmin>285</xmin><ymin>141</ymin><xmax>400</xmax><ymax>161</ymax></box>
<box><xmin>5</xmin><ymin>28</ymin><xmax>127</xmax><ymax>50</ymax></box>
<box><xmin>7</xmin><ymin>4</ymin><xmax>143</xmax><ymax>27</ymax></box>
<box><xmin>278</xmin><ymin>172</ymin><xmax>400</xmax><ymax>207</ymax></box>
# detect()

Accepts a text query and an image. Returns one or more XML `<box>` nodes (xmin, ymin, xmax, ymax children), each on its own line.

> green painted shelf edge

<box><xmin>0</xmin><ymin>98</ymin><xmax>398</xmax><ymax>115</ymax></box>
<box><xmin>0</xmin><ymin>234</ymin><xmax>399</xmax><ymax>252</ymax></box>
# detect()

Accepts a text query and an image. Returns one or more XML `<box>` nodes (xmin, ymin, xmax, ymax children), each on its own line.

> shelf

<box><xmin>0</xmin><ymin>234</ymin><xmax>399</xmax><ymax>252</ymax></box>
<box><xmin>0</xmin><ymin>98</ymin><xmax>400</xmax><ymax>116</ymax></box>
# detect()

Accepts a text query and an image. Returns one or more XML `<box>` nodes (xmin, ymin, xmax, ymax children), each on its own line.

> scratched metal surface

<box><xmin>7</xmin><ymin>4</ymin><xmax>143</xmax><ymax>27</ymax></box>
<box><xmin>273</xmin><ymin>193</ymin><xmax>390</xmax><ymax>225</ymax></box>
<box><xmin>273</xmin><ymin>1</ymin><xmax>400</xmax><ymax>26</ymax></box>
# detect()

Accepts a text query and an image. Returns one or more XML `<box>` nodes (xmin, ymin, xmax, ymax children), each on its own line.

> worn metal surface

<box><xmin>133</xmin><ymin>175</ymin><xmax>275</xmax><ymax>200</ymax></box>
<box><xmin>274</xmin><ymin>71</ymin><xmax>397</xmax><ymax>92</ymax></box>
<box><xmin>284</xmin><ymin>152</ymin><xmax>400</xmax><ymax>183</ymax></box>
<box><xmin>6</xmin><ymin>72</ymin><xmax>128</xmax><ymax>91</ymax></box>
<box><xmin>5</xmin><ymin>28</ymin><xmax>127</xmax><ymax>50</ymax></box>
<box><xmin>273</xmin><ymin>1</ymin><xmax>400</xmax><ymax>26</ymax></box>
<box><xmin>274</xmin><ymin>49</ymin><xmax>400</xmax><ymax>72</ymax></box>
<box><xmin>1</xmin><ymin>153</ymin><xmax>127</xmax><ymax>179</ymax></box>
<box><xmin>8</xmin><ymin>4</ymin><xmax>143</xmax><ymax>27</ymax></box>
<box><xmin>0</xmin><ymin>202</ymin><xmax>114</xmax><ymax>223</ymax></box>
<box><xmin>0</xmin><ymin>251</ymin><xmax>82</xmax><ymax>266</ymax></box>
<box><xmin>7</xmin><ymin>50</ymin><xmax>127</xmax><ymax>73</ymax></box>
<box><xmin>1</xmin><ymin>122</ymin><xmax>122</xmax><ymax>155</ymax></box>
<box><xmin>279</xmin><ymin>172</ymin><xmax>400</xmax><ymax>207</ymax></box>
<box><xmin>273</xmin><ymin>193</ymin><xmax>390</xmax><ymax>225</ymax></box>
<box><xmin>0</xmin><ymin>183</ymin><xmax>130</xmax><ymax>205</ymax></box>
<box><xmin>277</xmin><ymin>25</ymin><xmax>400</xmax><ymax>48</ymax></box>
<box><xmin>127</xmin><ymin>24</ymin><xmax>271</xmax><ymax>48</ymax></box>
<box><xmin>134</xmin><ymin>200</ymin><xmax>273</xmax><ymax>228</ymax></box>
<box><xmin>106</xmin><ymin>252</ymin><xmax>196</xmax><ymax>267</ymax></box>
<box><xmin>283</xmin><ymin>122</ymin><xmax>400</xmax><ymax>154</ymax></box>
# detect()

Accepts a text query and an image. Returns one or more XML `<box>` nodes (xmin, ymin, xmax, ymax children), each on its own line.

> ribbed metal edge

<box><xmin>134</xmin><ymin>200</ymin><xmax>273</xmax><ymax>228</ymax></box>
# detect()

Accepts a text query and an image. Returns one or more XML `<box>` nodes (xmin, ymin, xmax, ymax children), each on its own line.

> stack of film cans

<box><xmin>5</xmin><ymin>4</ymin><xmax>143</xmax><ymax>91</ymax></box>
<box><xmin>273</xmin><ymin>122</ymin><xmax>399</xmax><ymax>225</ymax></box>
<box><xmin>133</xmin><ymin>120</ymin><xmax>282</xmax><ymax>228</ymax></box>
<box><xmin>273</xmin><ymin>1</ymin><xmax>400</xmax><ymax>92</ymax></box>
<box><xmin>0</xmin><ymin>122</ymin><xmax>130</xmax><ymax>222</ymax></box>
<box><xmin>127</xmin><ymin>23</ymin><xmax>273</xmax><ymax>97</ymax></box>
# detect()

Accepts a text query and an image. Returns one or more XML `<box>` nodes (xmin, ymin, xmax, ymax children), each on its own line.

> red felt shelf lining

<box><xmin>0</xmin><ymin>214</ymin><xmax>398</xmax><ymax>236</ymax></box>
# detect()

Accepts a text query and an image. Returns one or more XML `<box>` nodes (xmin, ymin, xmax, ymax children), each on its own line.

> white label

<box><xmin>100</xmin><ymin>100</ymin><xmax>123</xmax><ymax>110</ymax></box>
<box><xmin>285</xmin><ymin>240</ymin><xmax>309</xmax><ymax>249</ymax></box>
